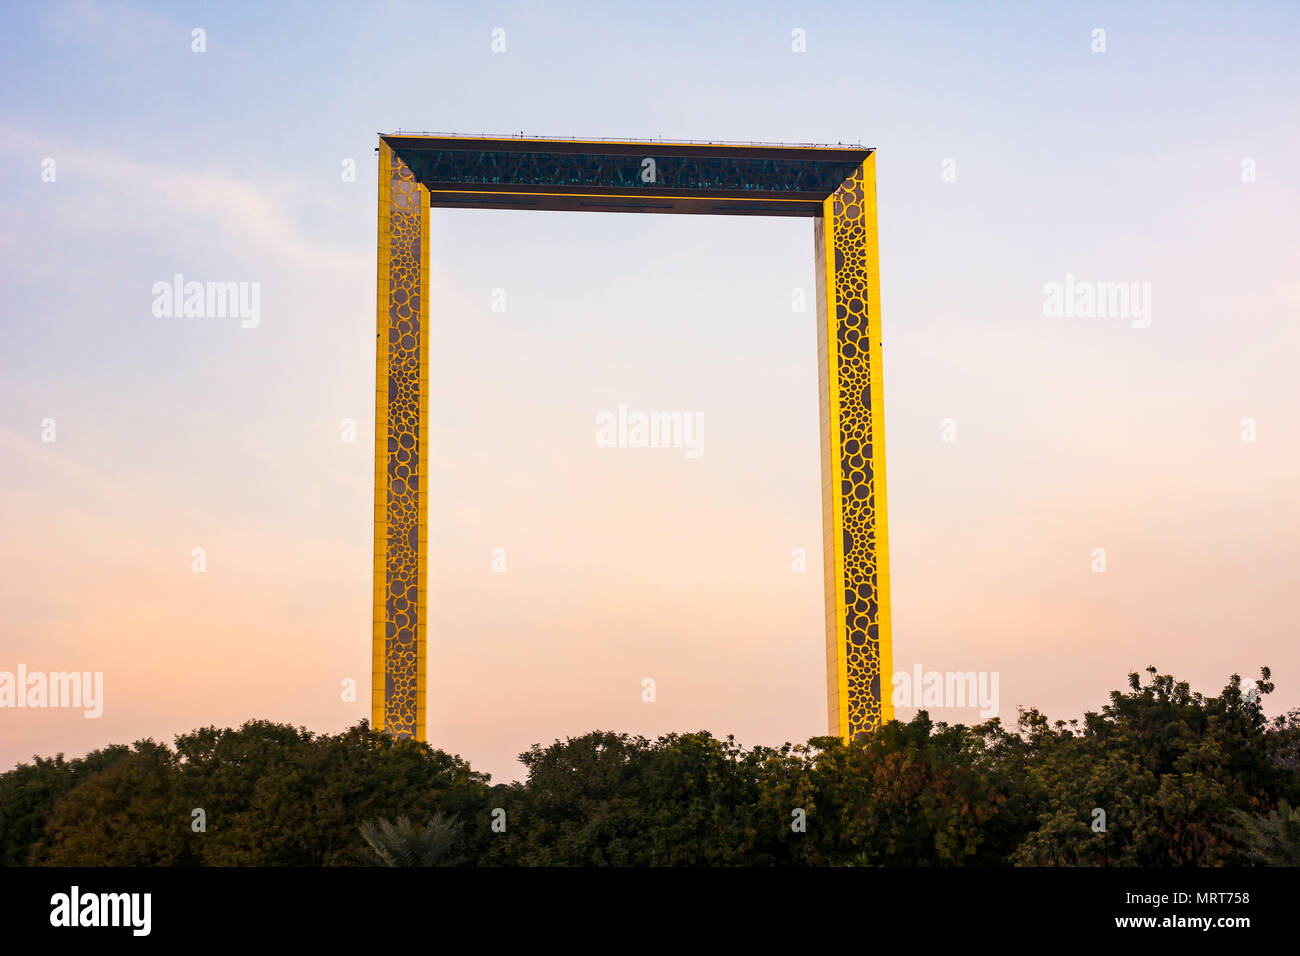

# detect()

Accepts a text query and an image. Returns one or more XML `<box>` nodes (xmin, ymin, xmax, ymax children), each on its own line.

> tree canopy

<box><xmin>3</xmin><ymin>668</ymin><xmax>1296</xmax><ymax>866</ymax></box>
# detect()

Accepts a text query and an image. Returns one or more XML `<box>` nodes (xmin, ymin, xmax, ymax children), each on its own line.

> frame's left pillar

<box><xmin>373</xmin><ymin>140</ymin><xmax>430</xmax><ymax>741</ymax></box>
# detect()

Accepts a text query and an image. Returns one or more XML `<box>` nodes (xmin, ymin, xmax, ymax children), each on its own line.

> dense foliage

<box><xmin>2</xmin><ymin>668</ymin><xmax>1297</xmax><ymax>866</ymax></box>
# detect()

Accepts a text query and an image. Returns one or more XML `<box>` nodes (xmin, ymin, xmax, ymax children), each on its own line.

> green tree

<box><xmin>6</xmin><ymin>667</ymin><xmax>1298</xmax><ymax>868</ymax></box>
<box><xmin>31</xmin><ymin>740</ymin><xmax>192</xmax><ymax>866</ymax></box>
<box><xmin>171</xmin><ymin>720</ymin><xmax>490</xmax><ymax>866</ymax></box>
<box><xmin>1010</xmin><ymin>667</ymin><xmax>1295</xmax><ymax>866</ymax></box>
<box><xmin>755</xmin><ymin>715</ymin><xmax>1022</xmax><ymax>866</ymax></box>
<box><xmin>0</xmin><ymin>745</ymin><xmax>131</xmax><ymax>865</ymax></box>
<box><xmin>359</xmin><ymin>813</ymin><xmax>463</xmax><ymax>866</ymax></box>
<box><xmin>1266</xmin><ymin>709</ymin><xmax>1300</xmax><ymax>778</ymax></box>
<box><xmin>485</xmin><ymin>730</ymin><xmax>778</xmax><ymax>865</ymax></box>
<box><xmin>1229</xmin><ymin>800</ymin><xmax>1300</xmax><ymax>866</ymax></box>
<box><xmin>22</xmin><ymin>720</ymin><xmax>492</xmax><ymax>866</ymax></box>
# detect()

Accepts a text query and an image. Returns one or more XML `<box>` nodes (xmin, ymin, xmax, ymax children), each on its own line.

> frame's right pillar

<box><xmin>815</xmin><ymin>153</ymin><xmax>894</xmax><ymax>741</ymax></box>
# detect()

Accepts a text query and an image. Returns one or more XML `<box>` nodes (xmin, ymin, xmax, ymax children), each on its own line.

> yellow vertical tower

<box><xmin>373</xmin><ymin>141</ymin><xmax>429</xmax><ymax>740</ymax></box>
<box><xmin>815</xmin><ymin>154</ymin><xmax>894</xmax><ymax>739</ymax></box>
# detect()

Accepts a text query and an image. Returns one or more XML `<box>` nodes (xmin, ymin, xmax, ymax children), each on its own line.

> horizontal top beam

<box><xmin>380</xmin><ymin>134</ymin><xmax>872</xmax><ymax>217</ymax></box>
<box><xmin>387</xmin><ymin>131</ymin><xmax>866</xmax><ymax>150</ymax></box>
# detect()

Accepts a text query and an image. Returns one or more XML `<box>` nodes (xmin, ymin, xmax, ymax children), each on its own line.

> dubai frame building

<box><xmin>372</xmin><ymin>133</ymin><xmax>893</xmax><ymax>744</ymax></box>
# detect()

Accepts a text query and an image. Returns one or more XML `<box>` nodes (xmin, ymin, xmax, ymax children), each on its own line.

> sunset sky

<box><xmin>2</xmin><ymin>0</ymin><xmax>1298</xmax><ymax>783</ymax></box>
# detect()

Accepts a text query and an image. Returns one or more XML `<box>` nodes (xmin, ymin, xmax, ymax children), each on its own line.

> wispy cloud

<box><xmin>0</xmin><ymin>124</ymin><xmax>366</xmax><ymax>275</ymax></box>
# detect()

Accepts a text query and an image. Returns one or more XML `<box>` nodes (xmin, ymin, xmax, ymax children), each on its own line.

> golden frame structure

<box><xmin>373</xmin><ymin>133</ymin><xmax>892</xmax><ymax>743</ymax></box>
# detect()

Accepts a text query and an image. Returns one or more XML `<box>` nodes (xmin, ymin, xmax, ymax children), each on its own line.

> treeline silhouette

<box><xmin>2</xmin><ymin>668</ymin><xmax>1297</xmax><ymax>866</ymax></box>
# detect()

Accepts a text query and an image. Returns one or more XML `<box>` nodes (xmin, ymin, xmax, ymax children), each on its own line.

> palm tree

<box><xmin>1230</xmin><ymin>799</ymin><xmax>1300</xmax><ymax>866</ymax></box>
<box><xmin>358</xmin><ymin>812</ymin><xmax>463</xmax><ymax>866</ymax></box>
